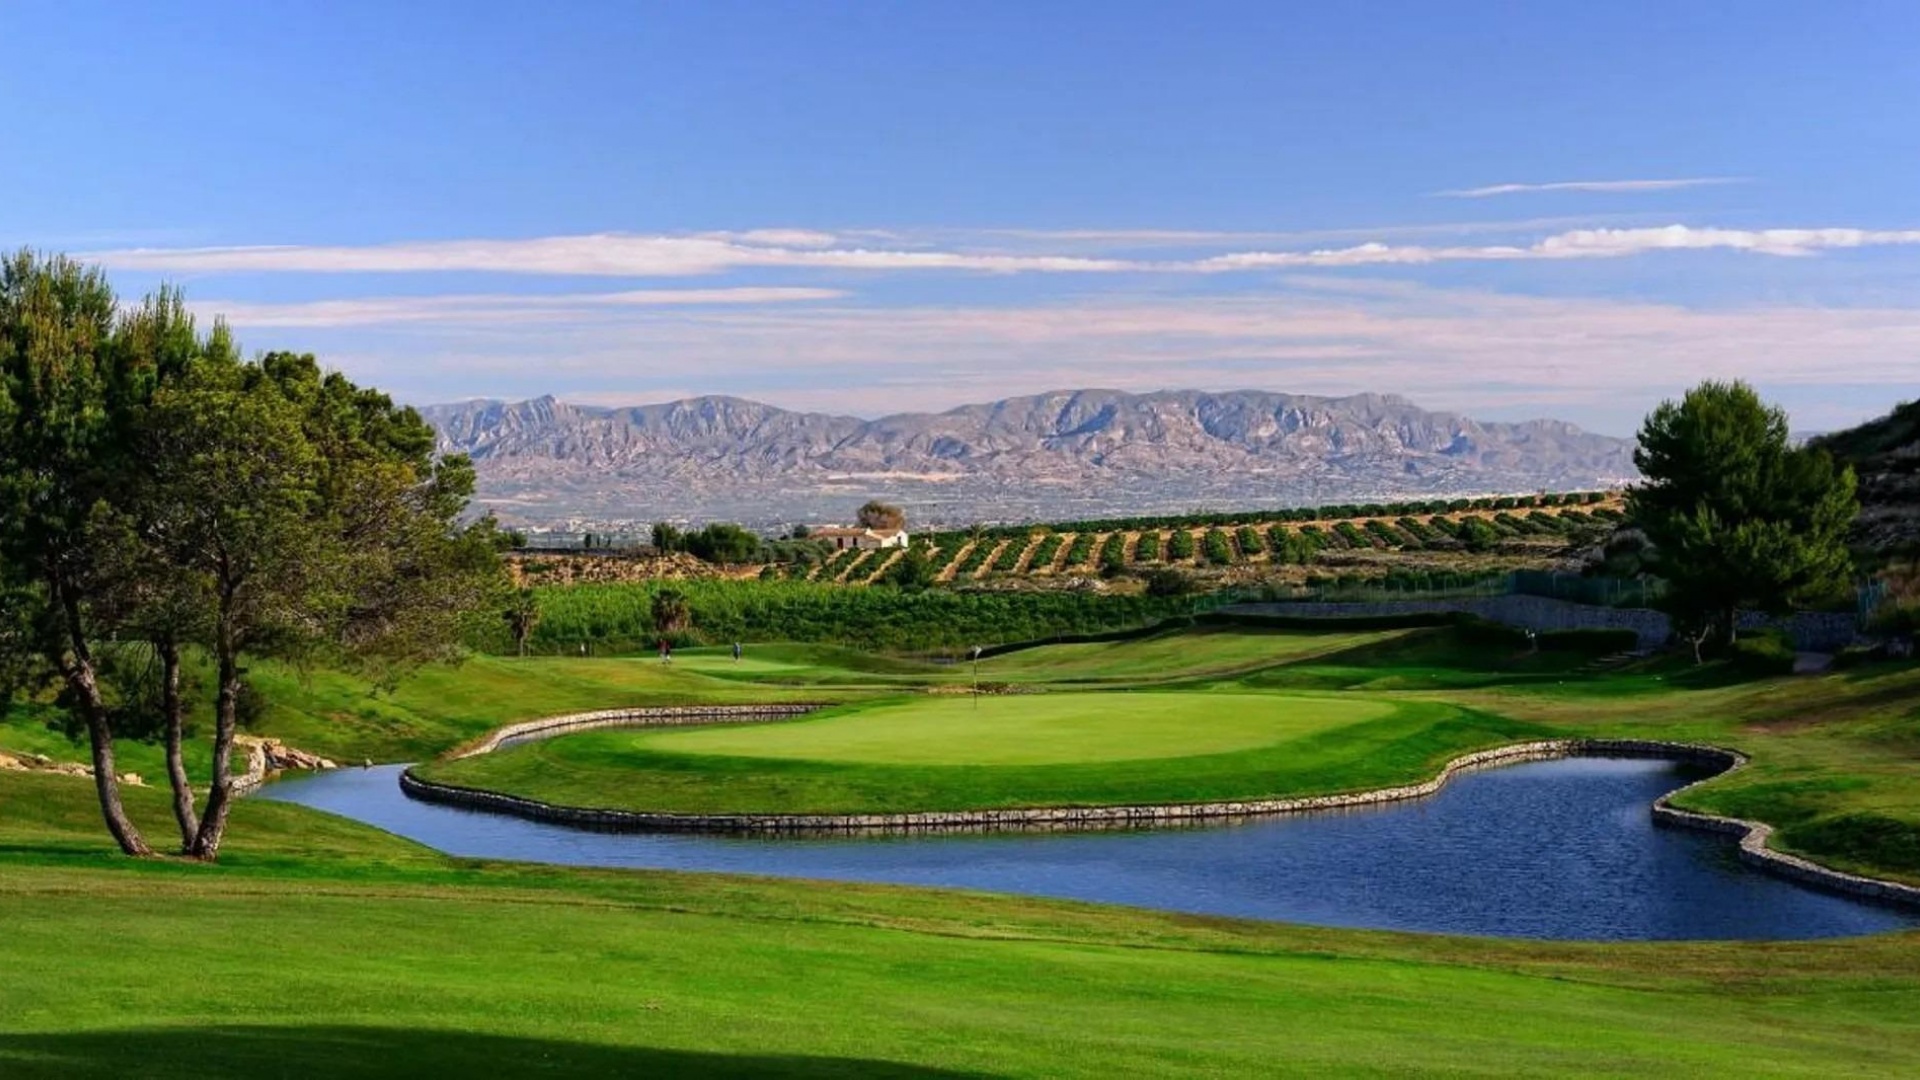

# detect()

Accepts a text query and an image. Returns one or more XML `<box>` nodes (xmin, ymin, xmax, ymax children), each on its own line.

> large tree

<box><xmin>0</xmin><ymin>253</ymin><xmax>165</xmax><ymax>855</ymax></box>
<box><xmin>1629</xmin><ymin>380</ymin><xmax>1858</xmax><ymax>652</ymax></box>
<box><xmin>135</xmin><ymin>350</ymin><xmax>503</xmax><ymax>860</ymax></box>
<box><xmin>857</xmin><ymin>501</ymin><xmax>905</xmax><ymax>531</ymax></box>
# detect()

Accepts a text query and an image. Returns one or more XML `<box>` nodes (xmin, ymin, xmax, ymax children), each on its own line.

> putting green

<box><xmin>638</xmin><ymin>692</ymin><xmax>1391</xmax><ymax>765</ymax></box>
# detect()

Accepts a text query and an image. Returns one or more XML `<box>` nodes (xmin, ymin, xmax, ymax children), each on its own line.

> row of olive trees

<box><xmin>0</xmin><ymin>253</ymin><xmax>505</xmax><ymax>859</ymax></box>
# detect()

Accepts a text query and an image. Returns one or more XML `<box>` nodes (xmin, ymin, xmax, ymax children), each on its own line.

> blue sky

<box><xmin>5</xmin><ymin>1</ymin><xmax>1919</xmax><ymax>434</ymax></box>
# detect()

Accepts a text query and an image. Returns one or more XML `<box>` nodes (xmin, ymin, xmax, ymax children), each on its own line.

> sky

<box><xmin>4</xmin><ymin>1</ymin><xmax>1919</xmax><ymax>435</ymax></box>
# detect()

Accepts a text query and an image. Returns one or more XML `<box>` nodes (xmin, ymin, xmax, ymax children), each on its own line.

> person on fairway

<box><xmin>659</xmin><ymin>638</ymin><xmax>672</xmax><ymax>665</ymax></box>
<box><xmin>732</xmin><ymin>641</ymin><xmax>743</xmax><ymax>663</ymax></box>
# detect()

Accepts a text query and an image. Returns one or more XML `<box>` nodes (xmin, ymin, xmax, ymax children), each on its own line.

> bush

<box><xmin>1535</xmin><ymin>628</ymin><xmax>1641</xmax><ymax>653</ymax></box>
<box><xmin>1145</xmin><ymin>568</ymin><xmax>1194</xmax><ymax>597</ymax></box>
<box><xmin>1026</xmin><ymin>533</ymin><xmax>1065</xmax><ymax>571</ymax></box>
<box><xmin>1167</xmin><ymin>529</ymin><xmax>1195</xmax><ymax>561</ymax></box>
<box><xmin>1133</xmin><ymin>531</ymin><xmax>1162</xmax><ymax>563</ymax></box>
<box><xmin>1062</xmin><ymin>533</ymin><xmax>1097</xmax><ymax>567</ymax></box>
<box><xmin>990</xmin><ymin>534</ymin><xmax>1034</xmax><ymax>572</ymax></box>
<box><xmin>1201</xmin><ymin>528</ymin><xmax>1234</xmax><ymax>565</ymax></box>
<box><xmin>1457</xmin><ymin>517</ymin><xmax>1500</xmax><ymax>553</ymax></box>
<box><xmin>1729</xmin><ymin>631</ymin><xmax>1797</xmax><ymax>676</ymax></box>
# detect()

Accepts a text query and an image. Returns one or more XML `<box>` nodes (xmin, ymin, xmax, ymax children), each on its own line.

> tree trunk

<box><xmin>189</xmin><ymin>633</ymin><xmax>240</xmax><ymax>861</ymax></box>
<box><xmin>159</xmin><ymin>638</ymin><xmax>198</xmax><ymax>851</ymax></box>
<box><xmin>55</xmin><ymin>590</ymin><xmax>152</xmax><ymax>857</ymax></box>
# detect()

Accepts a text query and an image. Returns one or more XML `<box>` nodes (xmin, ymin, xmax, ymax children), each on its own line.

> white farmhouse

<box><xmin>812</xmin><ymin>525</ymin><xmax>910</xmax><ymax>552</ymax></box>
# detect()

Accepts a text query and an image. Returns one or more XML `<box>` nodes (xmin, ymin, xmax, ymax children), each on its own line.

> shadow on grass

<box><xmin>0</xmin><ymin>1025</ymin><xmax>996</xmax><ymax>1078</ymax></box>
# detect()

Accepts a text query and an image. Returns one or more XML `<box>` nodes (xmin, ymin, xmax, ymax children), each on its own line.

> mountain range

<box><xmin>422</xmin><ymin>388</ymin><xmax>1639</xmax><ymax>527</ymax></box>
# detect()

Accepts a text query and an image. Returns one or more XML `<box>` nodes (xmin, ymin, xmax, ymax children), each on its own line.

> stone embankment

<box><xmin>232</xmin><ymin>736</ymin><xmax>339</xmax><ymax>796</ymax></box>
<box><xmin>401</xmin><ymin>723</ymin><xmax>1920</xmax><ymax>910</ymax></box>
<box><xmin>451</xmin><ymin>703</ymin><xmax>824</xmax><ymax>759</ymax></box>
<box><xmin>1223</xmin><ymin>597</ymin><xmax>1860</xmax><ymax>652</ymax></box>
<box><xmin>0</xmin><ymin>750</ymin><xmax>143</xmax><ymax>786</ymax></box>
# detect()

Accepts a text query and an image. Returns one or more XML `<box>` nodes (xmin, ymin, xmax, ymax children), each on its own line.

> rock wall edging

<box><xmin>452</xmin><ymin>703</ymin><xmax>825</xmax><ymax>759</ymax></box>
<box><xmin>1222</xmin><ymin>598</ymin><xmax>1859</xmax><ymax>652</ymax></box>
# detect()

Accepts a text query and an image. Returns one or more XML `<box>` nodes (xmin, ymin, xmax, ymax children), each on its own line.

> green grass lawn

<box><xmin>7</xmin><ymin>622</ymin><xmax>1920</xmax><ymax>1075</ymax></box>
<box><xmin>417</xmin><ymin>694</ymin><xmax>1537</xmax><ymax>814</ymax></box>
<box><xmin>4</xmin><ymin>771</ymin><xmax>1920</xmax><ymax>1078</ymax></box>
<box><xmin>974</xmin><ymin>626</ymin><xmax>1411</xmax><ymax>682</ymax></box>
<box><xmin>638</xmin><ymin>692</ymin><xmax>1392</xmax><ymax>765</ymax></box>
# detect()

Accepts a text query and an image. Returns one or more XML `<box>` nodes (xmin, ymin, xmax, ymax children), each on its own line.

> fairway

<box><xmin>640</xmin><ymin>692</ymin><xmax>1390</xmax><ymax>765</ymax></box>
<box><xmin>977</xmin><ymin>626</ymin><xmax>1409</xmax><ymax>681</ymax></box>
<box><xmin>9</xmin><ymin>623</ymin><xmax>1920</xmax><ymax>1077</ymax></box>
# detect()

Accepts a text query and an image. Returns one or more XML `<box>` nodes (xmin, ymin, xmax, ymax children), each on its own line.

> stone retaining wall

<box><xmin>1223</xmin><ymin>598</ymin><xmax>1860</xmax><ymax>652</ymax></box>
<box><xmin>452</xmin><ymin>703</ymin><xmax>825</xmax><ymax>759</ymax></box>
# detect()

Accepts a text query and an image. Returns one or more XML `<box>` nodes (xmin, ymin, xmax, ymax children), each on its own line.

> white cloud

<box><xmin>88</xmin><ymin>220</ymin><xmax>1920</xmax><ymax>280</ymax></box>
<box><xmin>88</xmin><ymin>233</ymin><xmax>1135</xmax><ymax>277</ymax></box>
<box><xmin>289</xmin><ymin>282</ymin><xmax>1920</xmax><ymax>430</ymax></box>
<box><xmin>196</xmin><ymin>286</ymin><xmax>845</xmax><ymax>328</ymax></box>
<box><xmin>1433</xmin><ymin>177</ymin><xmax>1748</xmax><ymax>198</ymax></box>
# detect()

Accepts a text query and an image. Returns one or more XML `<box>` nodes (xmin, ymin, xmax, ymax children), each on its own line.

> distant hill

<box><xmin>423</xmin><ymin>388</ymin><xmax>1638</xmax><ymax>527</ymax></box>
<box><xmin>1813</xmin><ymin>400</ymin><xmax>1920</xmax><ymax>555</ymax></box>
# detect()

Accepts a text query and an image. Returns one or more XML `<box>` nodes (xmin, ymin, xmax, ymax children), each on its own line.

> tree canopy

<box><xmin>857</xmin><ymin>501</ymin><xmax>906</xmax><ymax>531</ymax></box>
<box><xmin>1629</xmin><ymin>380</ymin><xmax>1858</xmax><ymax>650</ymax></box>
<box><xmin>0</xmin><ymin>251</ymin><xmax>505</xmax><ymax>858</ymax></box>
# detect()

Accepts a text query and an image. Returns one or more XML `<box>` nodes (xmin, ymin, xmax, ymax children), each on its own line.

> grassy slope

<box><xmin>4</xmin><ymin>773</ymin><xmax>1920</xmax><ymax>1078</ymax></box>
<box><xmin>973</xmin><ymin>626</ymin><xmax>1410</xmax><ymax>682</ymax></box>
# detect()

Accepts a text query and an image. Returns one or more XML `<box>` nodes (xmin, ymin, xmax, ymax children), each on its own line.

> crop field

<box><xmin>893</xmin><ymin>492</ymin><xmax>1627</xmax><ymax>584</ymax></box>
<box><xmin>7</xmin><ymin>620</ymin><xmax>1920</xmax><ymax>1076</ymax></box>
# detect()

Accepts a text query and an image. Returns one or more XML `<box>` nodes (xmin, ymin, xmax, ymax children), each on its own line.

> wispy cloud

<box><xmin>1433</xmin><ymin>177</ymin><xmax>1747</xmax><ymax>198</ymax></box>
<box><xmin>88</xmin><ymin>220</ymin><xmax>1920</xmax><ymax>280</ymax></box>
<box><xmin>194</xmin><ymin>286</ymin><xmax>844</xmax><ymax>328</ymax></box>
<box><xmin>273</xmin><ymin>281</ymin><xmax>1920</xmax><ymax>432</ymax></box>
<box><xmin>88</xmin><ymin>234</ymin><xmax>1135</xmax><ymax>277</ymax></box>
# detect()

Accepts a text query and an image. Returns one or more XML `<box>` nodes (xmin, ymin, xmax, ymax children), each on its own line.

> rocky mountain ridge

<box><xmin>423</xmin><ymin>388</ymin><xmax>1638</xmax><ymax>526</ymax></box>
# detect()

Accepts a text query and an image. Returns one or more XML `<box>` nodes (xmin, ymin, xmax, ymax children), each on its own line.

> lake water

<box><xmin>261</xmin><ymin>756</ymin><xmax>1920</xmax><ymax>941</ymax></box>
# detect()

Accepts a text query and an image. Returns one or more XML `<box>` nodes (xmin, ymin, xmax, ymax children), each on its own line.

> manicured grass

<box><xmin>637</xmin><ymin>693</ymin><xmax>1392</xmax><ymax>765</ymax></box>
<box><xmin>417</xmin><ymin>696</ymin><xmax>1541</xmax><ymax>814</ymax></box>
<box><xmin>975</xmin><ymin>625</ymin><xmax>1409</xmax><ymax>682</ymax></box>
<box><xmin>8</xmin><ymin>625</ymin><xmax>1920</xmax><ymax>1075</ymax></box>
<box><xmin>5</xmin><ymin>773</ymin><xmax>1920</xmax><ymax>1077</ymax></box>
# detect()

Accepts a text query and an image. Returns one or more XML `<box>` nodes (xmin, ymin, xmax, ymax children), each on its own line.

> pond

<box><xmin>261</xmin><ymin>756</ymin><xmax>1920</xmax><ymax>941</ymax></box>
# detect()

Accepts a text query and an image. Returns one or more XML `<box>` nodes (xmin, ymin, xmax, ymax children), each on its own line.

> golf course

<box><xmin>8</xmin><ymin>619</ymin><xmax>1920</xmax><ymax>1076</ymax></box>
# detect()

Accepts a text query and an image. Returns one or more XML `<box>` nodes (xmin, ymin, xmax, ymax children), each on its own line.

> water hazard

<box><xmin>261</xmin><ymin>756</ymin><xmax>1920</xmax><ymax>941</ymax></box>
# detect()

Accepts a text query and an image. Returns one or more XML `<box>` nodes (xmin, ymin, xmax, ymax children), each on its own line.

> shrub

<box><xmin>1234</xmin><ymin>525</ymin><xmax>1264</xmax><ymax>557</ymax></box>
<box><xmin>1145</xmin><ymin>567</ymin><xmax>1194</xmax><ymax>597</ymax></box>
<box><xmin>1063</xmin><ymin>533</ymin><xmax>1097</xmax><ymax>567</ymax></box>
<box><xmin>1536</xmin><ymin>628</ymin><xmax>1642</xmax><ymax>653</ymax></box>
<box><xmin>1026</xmin><ymin>533</ymin><xmax>1065</xmax><ymax>571</ymax></box>
<box><xmin>1167</xmin><ymin>529</ymin><xmax>1195</xmax><ymax>561</ymax></box>
<box><xmin>1457</xmin><ymin>517</ymin><xmax>1500</xmax><ymax>553</ymax></box>
<box><xmin>990</xmin><ymin>534</ymin><xmax>1034</xmax><ymax>572</ymax></box>
<box><xmin>1201</xmin><ymin>528</ymin><xmax>1234</xmax><ymax>565</ymax></box>
<box><xmin>1133</xmin><ymin>531</ymin><xmax>1162</xmax><ymax>563</ymax></box>
<box><xmin>1729</xmin><ymin>631</ymin><xmax>1797</xmax><ymax>676</ymax></box>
